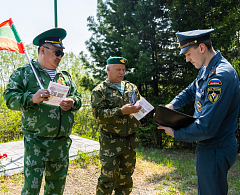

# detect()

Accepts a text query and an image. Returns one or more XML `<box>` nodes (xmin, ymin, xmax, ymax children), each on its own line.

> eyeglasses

<box><xmin>43</xmin><ymin>46</ymin><xmax>64</xmax><ymax>57</ymax></box>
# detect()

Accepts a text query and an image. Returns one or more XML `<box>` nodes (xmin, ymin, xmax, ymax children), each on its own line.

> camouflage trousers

<box><xmin>21</xmin><ymin>135</ymin><xmax>72</xmax><ymax>195</ymax></box>
<box><xmin>96</xmin><ymin>131</ymin><xmax>138</xmax><ymax>195</ymax></box>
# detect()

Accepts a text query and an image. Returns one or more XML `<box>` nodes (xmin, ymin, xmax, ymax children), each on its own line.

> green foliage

<box><xmin>84</xmin><ymin>0</ymin><xmax>200</xmax><ymax>149</ymax></box>
<box><xmin>0</xmin><ymin>97</ymin><xmax>23</xmax><ymax>143</ymax></box>
<box><xmin>73</xmin><ymin>150</ymin><xmax>100</xmax><ymax>170</ymax></box>
<box><xmin>1</xmin><ymin>0</ymin><xmax>240</xmax><ymax>150</ymax></box>
<box><xmin>169</xmin><ymin>0</ymin><xmax>240</xmax><ymax>61</ymax></box>
<box><xmin>72</xmin><ymin>107</ymin><xmax>99</xmax><ymax>141</ymax></box>
<box><xmin>86</xmin><ymin>0</ymin><xmax>179</xmax><ymax>96</ymax></box>
<box><xmin>71</xmin><ymin>88</ymin><xmax>99</xmax><ymax>141</ymax></box>
<box><xmin>85</xmin><ymin>0</ymin><xmax>240</xmax><ymax>150</ymax></box>
<box><xmin>137</xmin><ymin>123</ymin><xmax>160</xmax><ymax>148</ymax></box>
<box><xmin>0</xmin><ymin>89</ymin><xmax>4</xmax><ymax>105</ymax></box>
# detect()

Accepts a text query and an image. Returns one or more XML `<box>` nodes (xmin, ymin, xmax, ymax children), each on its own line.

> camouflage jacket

<box><xmin>91</xmin><ymin>79</ymin><xmax>142</xmax><ymax>136</ymax></box>
<box><xmin>3</xmin><ymin>60</ymin><xmax>82</xmax><ymax>138</ymax></box>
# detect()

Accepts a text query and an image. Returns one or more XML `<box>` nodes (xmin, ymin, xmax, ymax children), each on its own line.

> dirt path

<box><xmin>1</xmin><ymin>160</ymin><xmax>161</xmax><ymax>195</ymax></box>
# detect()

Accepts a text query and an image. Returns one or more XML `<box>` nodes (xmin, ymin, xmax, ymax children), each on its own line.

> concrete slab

<box><xmin>0</xmin><ymin>134</ymin><xmax>99</xmax><ymax>176</ymax></box>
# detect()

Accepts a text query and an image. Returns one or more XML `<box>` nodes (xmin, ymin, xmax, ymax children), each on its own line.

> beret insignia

<box><xmin>120</xmin><ymin>59</ymin><xmax>126</xmax><ymax>64</ymax></box>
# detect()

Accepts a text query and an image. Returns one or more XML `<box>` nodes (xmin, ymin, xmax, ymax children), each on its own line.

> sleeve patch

<box><xmin>208</xmin><ymin>78</ymin><xmax>222</xmax><ymax>85</ymax></box>
<box><xmin>207</xmin><ymin>87</ymin><xmax>221</xmax><ymax>103</ymax></box>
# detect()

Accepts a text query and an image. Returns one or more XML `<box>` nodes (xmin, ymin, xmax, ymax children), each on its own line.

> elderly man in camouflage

<box><xmin>3</xmin><ymin>28</ymin><xmax>81</xmax><ymax>195</ymax></box>
<box><xmin>91</xmin><ymin>57</ymin><xmax>142</xmax><ymax>195</ymax></box>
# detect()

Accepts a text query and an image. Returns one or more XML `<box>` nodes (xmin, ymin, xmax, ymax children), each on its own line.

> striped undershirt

<box><xmin>43</xmin><ymin>68</ymin><xmax>56</xmax><ymax>81</ymax></box>
<box><xmin>113</xmin><ymin>82</ymin><xmax>124</xmax><ymax>95</ymax></box>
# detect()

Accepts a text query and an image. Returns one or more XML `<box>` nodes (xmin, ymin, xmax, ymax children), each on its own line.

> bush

<box><xmin>72</xmin><ymin>107</ymin><xmax>99</xmax><ymax>141</ymax></box>
<box><xmin>0</xmin><ymin>100</ymin><xmax>23</xmax><ymax>143</ymax></box>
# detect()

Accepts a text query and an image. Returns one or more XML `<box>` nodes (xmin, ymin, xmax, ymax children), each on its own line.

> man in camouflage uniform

<box><xmin>91</xmin><ymin>57</ymin><xmax>142</xmax><ymax>195</ymax></box>
<box><xmin>3</xmin><ymin>28</ymin><xmax>81</xmax><ymax>195</ymax></box>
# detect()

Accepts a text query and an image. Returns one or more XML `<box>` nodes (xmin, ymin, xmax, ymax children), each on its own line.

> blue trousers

<box><xmin>196</xmin><ymin>135</ymin><xmax>237</xmax><ymax>195</ymax></box>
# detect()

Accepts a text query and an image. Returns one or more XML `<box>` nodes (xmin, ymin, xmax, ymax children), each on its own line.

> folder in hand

<box><xmin>153</xmin><ymin>105</ymin><xmax>196</xmax><ymax>130</ymax></box>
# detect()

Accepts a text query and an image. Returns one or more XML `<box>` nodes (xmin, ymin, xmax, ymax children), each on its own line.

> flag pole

<box><xmin>23</xmin><ymin>49</ymin><xmax>44</xmax><ymax>89</ymax></box>
<box><xmin>54</xmin><ymin>0</ymin><xmax>58</xmax><ymax>27</ymax></box>
<box><xmin>8</xmin><ymin>18</ymin><xmax>44</xmax><ymax>89</ymax></box>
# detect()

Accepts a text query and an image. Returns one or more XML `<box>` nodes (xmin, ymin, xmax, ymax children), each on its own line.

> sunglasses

<box><xmin>43</xmin><ymin>46</ymin><xmax>64</xmax><ymax>57</ymax></box>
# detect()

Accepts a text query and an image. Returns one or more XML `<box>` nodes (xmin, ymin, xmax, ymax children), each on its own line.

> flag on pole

<box><xmin>0</xmin><ymin>18</ymin><xmax>44</xmax><ymax>89</ymax></box>
<box><xmin>0</xmin><ymin>18</ymin><xmax>25</xmax><ymax>53</ymax></box>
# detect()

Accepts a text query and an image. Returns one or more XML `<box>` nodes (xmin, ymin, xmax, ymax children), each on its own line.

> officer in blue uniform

<box><xmin>158</xmin><ymin>29</ymin><xmax>240</xmax><ymax>195</ymax></box>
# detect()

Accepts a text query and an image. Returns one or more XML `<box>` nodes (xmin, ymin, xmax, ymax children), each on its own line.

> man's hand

<box><xmin>32</xmin><ymin>89</ymin><xmax>50</xmax><ymax>103</ymax></box>
<box><xmin>121</xmin><ymin>104</ymin><xmax>141</xmax><ymax>115</ymax></box>
<box><xmin>60</xmin><ymin>98</ymin><xmax>74</xmax><ymax>111</ymax></box>
<box><xmin>158</xmin><ymin>125</ymin><xmax>175</xmax><ymax>137</ymax></box>
<box><xmin>165</xmin><ymin>104</ymin><xmax>173</xmax><ymax>109</ymax></box>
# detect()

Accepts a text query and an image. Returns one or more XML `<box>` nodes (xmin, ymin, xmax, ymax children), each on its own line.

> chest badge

<box><xmin>196</xmin><ymin>89</ymin><xmax>204</xmax><ymax>98</ymax></box>
<box><xmin>196</xmin><ymin>100</ymin><xmax>202</xmax><ymax>112</ymax></box>
<box><xmin>207</xmin><ymin>87</ymin><xmax>221</xmax><ymax>103</ymax></box>
<box><xmin>196</xmin><ymin>92</ymin><xmax>201</xmax><ymax>98</ymax></box>
<box><xmin>113</xmin><ymin>91</ymin><xmax>116</xmax><ymax>97</ymax></box>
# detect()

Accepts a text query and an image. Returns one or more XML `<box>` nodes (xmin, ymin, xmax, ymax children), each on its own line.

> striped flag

<box><xmin>0</xmin><ymin>18</ymin><xmax>25</xmax><ymax>53</ymax></box>
<box><xmin>0</xmin><ymin>18</ymin><xmax>44</xmax><ymax>89</ymax></box>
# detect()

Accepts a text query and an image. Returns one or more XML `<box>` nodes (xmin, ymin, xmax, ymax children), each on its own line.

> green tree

<box><xmin>85</xmin><ymin>0</ymin><xmax>240</xmax><ymax>149</ymax></box>
<box><xmin>169</xmin><ymin>0</ymin><xmax>240</xmax><ymax>68</ymax></box>
<box><xmin>86</xmin><ymin>0</ymin><xmax>177</xmax><ymax>98</ymax></box>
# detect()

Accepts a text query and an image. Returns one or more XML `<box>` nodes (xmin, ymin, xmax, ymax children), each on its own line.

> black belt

<box><xmin>101</xmin><ymin>129</ymin><xmax>135</xmax><ymax>139</ymax></box>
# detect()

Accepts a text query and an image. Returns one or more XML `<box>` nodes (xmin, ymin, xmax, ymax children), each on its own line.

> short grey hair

<box><xmin>106</xmin><ymin>64</ymin><xmax>113</xmax><ymax>71</ymax></box>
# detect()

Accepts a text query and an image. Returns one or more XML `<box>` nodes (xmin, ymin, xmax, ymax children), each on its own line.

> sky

<box><xmin>0</xmin><ymin>0</ymin><xmax>98</xmax><ymax>56</ymax></box>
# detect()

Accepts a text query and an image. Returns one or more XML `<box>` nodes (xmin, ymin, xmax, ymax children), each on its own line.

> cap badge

<box><xmin>120</xmin><ymin>59</ymin><xmax>126</xmax><ymax>63</ymax></box>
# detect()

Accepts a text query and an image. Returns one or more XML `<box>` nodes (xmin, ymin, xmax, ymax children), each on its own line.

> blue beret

<box><xmin>107</xmin><ymin>57</ymin><xmax>128</xmax><ymax>65</ymax></box>
<box><xmin>176</xmin><ymin>29</ymin><xmax>214</xmax><ymax>54</ymax></box>
<box><xmin>33</xmin><ymin>28</ymin><xmax>67</xmax><ymax>48</ymax></box>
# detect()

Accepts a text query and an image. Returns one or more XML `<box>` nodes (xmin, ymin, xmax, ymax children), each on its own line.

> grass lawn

<box><xmin>137</xmin><ymin>147</ymin><xmax>240</xmax><ymax>195</ymax></box>
<box><xmin>0</xmin><ymin>147</ymin><xmax>239</xmax><ymax>194</ymax></box>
